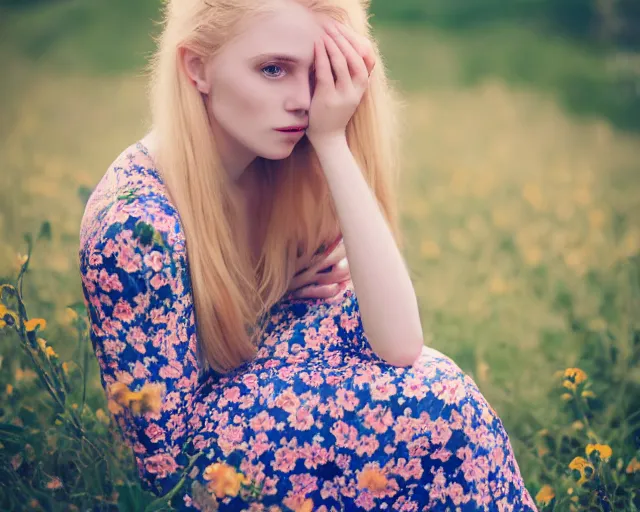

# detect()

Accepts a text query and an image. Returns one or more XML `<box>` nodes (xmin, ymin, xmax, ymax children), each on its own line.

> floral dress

<box><xmin>79</xmin><ymin>142</ymin><xmax>538</xmax><ymax>511</ymax></box>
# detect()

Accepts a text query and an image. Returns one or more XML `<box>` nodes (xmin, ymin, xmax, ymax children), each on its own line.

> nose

<box><xmin>283</xmin><ymin>75</ymin><xmax>313</xmax><ymax>115</ymax></box>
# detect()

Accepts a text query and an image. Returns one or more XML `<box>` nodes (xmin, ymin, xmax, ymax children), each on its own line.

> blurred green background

<box><xmin>1</xmin><ymin>0</ymin><xmax>640</xmax><ymax>509</ymax></box>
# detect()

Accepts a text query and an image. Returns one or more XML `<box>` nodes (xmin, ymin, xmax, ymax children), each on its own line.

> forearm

<box><xmin>314</xmin><ymin>136</ymin><xmax>424</xmax><ymax>366</ymax></box>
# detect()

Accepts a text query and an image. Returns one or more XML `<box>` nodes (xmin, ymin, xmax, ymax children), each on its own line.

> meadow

<box><xmin>1</xmin><ymin>0</ymin><xmax>639</xmax><ymax>510</ymax></box>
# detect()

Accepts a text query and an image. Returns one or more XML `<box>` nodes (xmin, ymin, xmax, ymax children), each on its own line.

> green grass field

<box><xmin>1</xmin><ymin>1</ymin><xmax>639</xmax><ymax>510</ymax></box>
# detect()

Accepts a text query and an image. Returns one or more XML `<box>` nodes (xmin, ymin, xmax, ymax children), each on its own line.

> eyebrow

<box><xmin>253</xmin><ymin>53</ymin><xmax>313</xmax><ymax>68</ymax></box>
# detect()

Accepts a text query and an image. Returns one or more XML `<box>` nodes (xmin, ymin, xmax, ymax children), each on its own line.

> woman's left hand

<box><xmin>286</xmin><ymin>240</ymin><xmax>351</xmax><ymax>299</ymax></box>
<box><xmin>306</xmin><ymin>20</ymin><xmax>376</xmax><ymax>147</ymax></box>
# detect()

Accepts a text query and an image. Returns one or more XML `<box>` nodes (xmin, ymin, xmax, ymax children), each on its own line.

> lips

<box><xmin>276</xmin><ymin>126</ymin><xmax>307</xmax><ymax>132</ymax></box>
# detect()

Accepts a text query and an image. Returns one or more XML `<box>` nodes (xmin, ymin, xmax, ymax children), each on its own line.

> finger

<box><xmin>314</xmin><ymin>38</ymin><xmax>334</xmax><ymax>91</ymax></box>
<box><xmin>312</xmin><ymin>262</ymin><xmax>351</xmax><ymax>286</ymax></box>
<box><xmin>322</xmin><ymin>31</ymin><xmax>350</xmax><ymax>89</ymax></box>
<box><xmin>335</xmin><ymin>22</ymin><xmax>376</xmax><ymax>76</ymax></box>
<box><xmin>292</xmin><ymin>283</ymin><xmax>340</xmax><ymax>299</ymax></box>
<box><xmin>327</xmin><ymin>23</ymin><xmax>369</xmax><ymax>83</ymax></box>
<box><xmin>307</xmin><ymin>242</ymin><xmax>346</xmax><ymax>275</ymax></box>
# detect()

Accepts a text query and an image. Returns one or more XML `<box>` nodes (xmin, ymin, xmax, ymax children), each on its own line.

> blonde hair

<box><xmin>147</xmin><ymin>0</ymin><xmax>404</xmax><ymax>375</ymax></box>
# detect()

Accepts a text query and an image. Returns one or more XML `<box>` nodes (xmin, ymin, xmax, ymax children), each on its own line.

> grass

<box><xmin>1</xmin><ymin>0</ymin><xmax>640</xmax><ymax>509</ymax></box>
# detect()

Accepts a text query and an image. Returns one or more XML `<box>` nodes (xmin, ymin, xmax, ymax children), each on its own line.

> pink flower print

<box><xmin>250</xmin><ymin>411</ymin><xmax>276</xmax><ymax>432</ymax></box>
<box><xmin>193</xmin><ymin>435</ymin><xmax>209</xmax><ymax>450</ymax></box>
<box><xmin>432</xmin><ymin>378</ymin><xmax>467</xmax><ymax>406</ymax></box>
<box><xmin>429</xmin><ymin>467</ymin><xmax>448</xmax><ymax>503</ymax></box>
<box><xmin>446</xmin><ymin>482</ymin><xmax>470</xmax><ymax>506</ymax></box>
<box><xmin>340</xmin><ymin>312</ymin><xmax>359</xmax><ymax>333</ymax></box>
<box><xmin>355</xmin><ymin>434</ymin><xmax>379</xmax><ymax>457</ymax></box>
<box><xmin>274</xmin><ymin>342</ymin><xmax>290</xmax><ymax>358</ymax></box>
<box><xmin>407</xmin><ymin>436</ymin><xmax>431</xmax><ymax>457</ymax></box>
<box><xmin>303</xmin><ymin>328</ymin><xmax>324</xmax><ymax>350</ymax></box>
<box><xmin>145</xmin><ymin>423</ymin><xmax>166</xmax><ymax>443</ymax></box>
<box><xmin>217</xmin><ymin>424</ymin><xmax>245</xmax><ymax>455</ymax></box>
<box><xmin>330</xmin><ymin>421</ymin><xmax>358</xmax><ymax>449</ymax></box>
<box><xmin>430</xmin><ymin>447</ymin><xmax>452</xmax><ymax>462</ymax></box>
<box><xmin>242</xmin><ymin>373</ymin><xmax>259</xmax><ymax>390</ymax></box>
<box><xmin>126</xmin><ymin>326</ymin><xmax>147</xmax><ymax>354</ymax></box>
<box><xmin>275</xmin><ymin>389</ymin><xmax>300</xmax><ymax>414</ymax></box>
<box><xmin>393</xmin><ymin>416</ymin><xmax>417</xmax><ymax>444</ymax></box>
<box><xmin>394</xmin><ymin>458</ymin><xmax>424</xmax><ymax>480</ymax></box>
<box><xmin>223</xmin><ymin>386</ymin><xmax>241</xmax><ymax>402</ymax></box>
<box><xmin>102</xmin><ymin>238</ymin><xmax>117</xmax><ymax>258</ymax></box>
<box><xmin>116</xmin><ymin>244</ymin><xmax>142</xmax><ymax>273</ymax></box>
<box><xmin>274</xmin><ymin>446</ymin><xmax>298</xmax><ymax>473</ymax></box>
<box><xmin>144</xmin><ymin>453</ymin><xmax>178</xmax><ymax>479</ymax></box>
<box><xmin>360</xmin><ymin>404</ymin><xmax>394</xmax><ymax>434</ymax></box>
<box><xmin>112</xmin><ymin>298</ymin><xmax>135</xmax><ymax>323</ymax></box>
<box><xmin>149</xmin><ymin>272</ymin><xmax>167</xmax><ymax>290</ymax></box>
<box><xmin>326</xmin><ymin>351</ymin><xmax>343</xmax><ymax>367</ymax></box>
<box><xmin>289</xmin><ymin>406</ymin><xmax>314</xmax><ymax>431</ymax></box>
<box><xmin>354</xmin><ymin>491</ymin><xmax>376</xmax><ymax>511</ymax></box>
<box><xmin>336</xmin><ymin>388</ymin><xmax>359</xmax><ymax>411</ymax></box>
<box><xmin>98</xmin><ymin>268</ymin><xmax>123</xmax><ymax>293</ymax></box>
<box><xmin>132</xmin><ymin>360</ymin><xmax>150</xmax><ymax>379</ymax></box>
<box><xmin>149</xmin><ymin>307</ymin><xmax>166</xmax><ymax>326</ymax></box>
<box><xmin>289</xmin><ymin>473</ymin><xmax>318</xmax><ymax>496</ymax></box>
<box><xmin>249</xmin><ymin>432</ymin><xmax>273</xmax><ymax>457</ymax></box>
<box><xmin>401</xmin><ymin>374</ymin><xmax>428</xmax><ymax>400</ymax></box>
<box><xmin>431</xmin><ymin>418</ymin><xmax>453</xmax><ymax>446</ymax></box>
<box><xmin>143</xmin><ymin>251</ymin><xmax>164</xmax><ymax>272</ymax></box>
<box><xmin>89</xmin><ymin>252</ymin><xmax>103</xmax><ymax>266</ymax></box>
<box><xmin>370</xmin><ymin>376</ymin><xmax>397</xmax><ymax>401</ymax></box>
<box><xmin>461</xmin><ymin>455</ymin><xmax>490</xmax><ymax>482</ymax></box>
<box><xmin>301</xmin><ymin>442</ymin><xmax>331</xmax><ymax>470</ymax></box>
<box><xmin>159</xmin><ymin>359</ymin><xmax>183</xmax><ymax>379</ymax></box>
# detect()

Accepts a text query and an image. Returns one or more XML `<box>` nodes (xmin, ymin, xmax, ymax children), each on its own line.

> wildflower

<box><xmin>62</xmin><ymin>362</ymin><xmax>70</xmax><ymax>374</ymax></box>
<box><xmin>203</xmin><ymin>462</ymin><xmax>249</xmax><ymax>499</ymax></box>
<box><xmin>25</xmin><ymin>318</ymin><xmax>47</xmax><ymax>332</ymax></box>
<box><xmin>15</xmin><ymin>253</ymin><xmax>28</xmax><ymax>271</ymax></box>
<box><xmin>37</xmin><ymin>338</ymin><xmax>47</xmax><ymax>351</ymax></box>
<box><xmin>6</xmin><ymin>384</ymin><xmax>13</xmax><ymax>395</ymax></box>
<box><xmin>563</xmin><ymin>368</ymin><xmax>587</xmax><ymax>390</ymax></box>
<box><xmin>95</xmin><ymin>409</ymin><xmax>110</xmax><ymax>425</ymax></box>
<box><xmin>46</xmin><ymin>477</ymin><xmax>63</xmax><ymax>490</ymax></box>
<box><xmin>45</xmin><ymin>346</ymin><xmax>57</xmax><ymax>359</ymax></box>
<box><xmin>581</xmin><ymin>390</ymin><xmax>596</xmax><ymax>399</ymax></box>
<box><xmin>535</xmin><ymin>485</ymin><xmax>555</xmax><ymax>506</ymax></box>
<box><xmin>0</xmin><ymin>304</ymin><xmax>19</xmax><ymax>328</ymax></box>
<box><xmin>626</xmin><ymin>457</ymin><xmax>640</xmax><ymax>474</ymax></box>
<box><xmin>64</xmin><ymin>307</ymin><xmax>78</xmax><ymax>323</ymax></box>
<box><xmin>569</xmin><ymin>456</ymin><xmax>595</xmax><ymax>486</ymax></box>
<box><xmin>586</xmin><ymin>443</ymin><xmax>612</xmax><ymax>461</ymax></box>
<box><xmin>357</xmin><ymin>468</ymin><xmax>388</xmax><ymax>492</ymax></box>
<box><xmin>108</xmin><ymin>382</ymin><xmax>164</xmax><ymax>416</ymax></box>
<box><xmin>571</xmin><ymin>421</ymin><xmax>584</xmax><ymax>431</ymax></box>
<box><xmin>561</xmin><ymin>393</ymin><xmax>573</xmax><ymax>401</ymax></box>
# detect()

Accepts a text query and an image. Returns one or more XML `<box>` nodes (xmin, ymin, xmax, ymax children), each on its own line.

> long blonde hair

<box><xmin>147</xmin><ymin>0</ymin><xmax>404</xmax><ymax>375</ymax></box>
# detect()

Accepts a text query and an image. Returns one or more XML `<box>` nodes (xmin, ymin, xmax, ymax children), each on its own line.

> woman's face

<box><xmin>184</xmin><ymin>2</ymin><xmax>326</xmax><ymax>177</ymax></box>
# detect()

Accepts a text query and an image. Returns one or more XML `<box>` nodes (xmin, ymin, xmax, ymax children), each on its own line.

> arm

<box><xmin>79</xmin><ymin>194</ymin><xmax>200</xmax><ymax>496</ymax></box>
<box><xmin>315</xmin><ymin>137</ymin><xmax>423</xmax><ymax>366</ymax></box>
<box><xmin>306</xmin><ymin>20</ymin><xmax>423</xmax><ymax>366</ymax></box>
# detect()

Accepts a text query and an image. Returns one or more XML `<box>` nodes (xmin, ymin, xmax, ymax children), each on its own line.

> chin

<box><xmin>259</xmin><ymin>144</ymin><xmax>297</xmax><ymax>161</ymax></box>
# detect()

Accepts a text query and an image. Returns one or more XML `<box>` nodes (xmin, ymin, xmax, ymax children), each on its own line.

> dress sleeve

<box><xmin>79</xmin><ymin>193</ymin><xmax>200</xmax><ymax>496</ymax></box>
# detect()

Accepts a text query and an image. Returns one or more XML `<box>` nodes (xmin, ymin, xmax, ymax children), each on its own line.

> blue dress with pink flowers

<box><xmin>78</xmin><ymin>142</ymin><xmax>538</xmax><ymax>511</ymax></box>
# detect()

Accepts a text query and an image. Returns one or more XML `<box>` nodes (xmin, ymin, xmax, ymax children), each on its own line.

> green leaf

<box><xmin>37</xmin><ymin>221</ymin><xmax>52</xmax><ymax>241</ymax></box>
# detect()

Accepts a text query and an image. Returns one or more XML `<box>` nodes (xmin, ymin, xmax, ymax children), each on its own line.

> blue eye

<box><xmin>262</xmin><ymin>64</ymin><xmax>285</xmax><ymax>78</ymax></box>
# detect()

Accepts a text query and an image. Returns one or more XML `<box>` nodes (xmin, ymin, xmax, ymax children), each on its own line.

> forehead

<box><xmin>221</xmin><ymin>4</ymin><xmax>326</xmax><ymax>66</ymax></box>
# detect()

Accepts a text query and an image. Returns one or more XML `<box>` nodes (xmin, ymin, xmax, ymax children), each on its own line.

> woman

<box><xmin>78</xmin><ymin>0</ymin><xmax>537</xmax><ymax>510</ymax></box>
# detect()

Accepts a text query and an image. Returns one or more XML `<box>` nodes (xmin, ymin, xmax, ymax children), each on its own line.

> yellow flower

<box><xmin>626</xmin><ymin>457</ymin><xmax>640</xmax><ymax>474</ymax></box>
<box><xmin>569</xmin><ymin>456</ymin><xmax>595</xmax><ymax>485</ymax></box>
<box><xmin>62</xmin><ymin>362</ymin><xmax>70</xmax><ymax>374</ymax></box>
<box><xmin>571</xmin><ymin>421</ymin><xmax>584</xmax><ymax>431</ymax></box>
<box><xmin>64</xmin><ymin>307</ymin><xmax>78</xmax><ymax>323</ymax></box>
<box><xmin>357</xmin><ymin>468</ymin><xmax>388</xmax><ymax>492</ymax></box>
<box><xmin>561</xmin><ymin>393</ymin><xmax>573</xmax><ymax>401</ymax></box>
<box><xmin>586</xmin><ymin>443</ymin><xmax>612</xmax><ymax>461</ymax></box>
<box><xmin>25</xmin><ymin>318</ymin><xmax>47</xmax><ymax>332</ymax></box>
<box><xmin>6</xmin><ymin>384</ymin><xmax>13</xmax><ymax>395</ymax></box>
<box><xmin>46</xmin><ymin>477</ymin><xmax>63</xmax><ymax>490</ymax></box>
<box><xmin>0</xmin><ymin>304</ymin><xmax>19</xmax><ymax>327</ymax></box>
<box><xmin>581</xmin><ymin>390</ymin><xmax>596</xmax><ymax>399</ymax></box>
<box><xmin>535</xmin><ymin>485</ymin><xmax>555</xmax><ymax>506</ymax></box>
<box><xmin>203</xmin><ymin>462</ymin><xmax>249</xmax><ymax>499</ymax></box>
<box><xmin>108</xmin><ymin>382</ymin><xmax>164</xmax><ymax>416</ymax></box>
<box><xmin>45</xmin><ymin>346</ymin><xmax>57</xmax><ymax>358</ymax></box>
<box><xmin>14</xmin><ymin>253</ymin><xmax>28</xmax><ymax>271</ymax></box>
<box><xmin>95</xmin><ymin>409</ymin><xmax>110</xmax><ymax>425</ymax></box>
<box><xmin>563</xmin><ymin>368</ymin><xmax>587</xmax><ymax>390</ymax></box>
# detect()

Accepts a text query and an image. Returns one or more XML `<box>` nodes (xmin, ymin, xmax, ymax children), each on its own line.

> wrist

<box><xmin>309</xmin><ymin>133</ymin><xmax>348</xmax><ymax>154</ymax></box>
